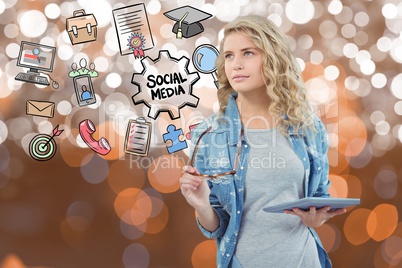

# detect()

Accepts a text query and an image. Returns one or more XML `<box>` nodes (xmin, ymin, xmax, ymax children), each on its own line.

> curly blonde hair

<box><xmin>216</xmin><ymin>15</ymin><xmax>313</xmax><ymax>134</ymax></box>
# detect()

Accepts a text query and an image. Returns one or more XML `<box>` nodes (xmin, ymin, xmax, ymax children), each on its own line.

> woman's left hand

<box><xmin>284</xmin><ymin>206</ymin><xmax>346</xmax><ymax>228</ymax></box>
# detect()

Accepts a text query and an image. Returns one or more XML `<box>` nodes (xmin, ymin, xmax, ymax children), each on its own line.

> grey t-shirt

<box><xmin>234</xmin><ymin>128</ymin><xmax>321</xmax><ymax>268</ymax></box>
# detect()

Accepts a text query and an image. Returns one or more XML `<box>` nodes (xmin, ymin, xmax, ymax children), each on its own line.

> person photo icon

<box><xmin>78</xmin><ymin>58</ymin><xmax>90</xmax><ymax>75</ymax></box>
<box><xmin>81</xmin><ymin>85</ymin><xmax>92</xmax><ymax>101</ymax></box>
<box><xmin>88</xmin><ymin>62</ymin><xmax>98</xmax><ymax>77</ymax></box>
<box><xmin>68</xmin><ymin>62</ymin><xmax>80</xmax><ymax>77</ymax></box>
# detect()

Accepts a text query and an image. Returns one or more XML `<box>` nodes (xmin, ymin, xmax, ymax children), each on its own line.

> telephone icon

<box><xmin>79</xmin><ymin>119</ymin><xmax>111</xmax><ymax>155</ymax></box>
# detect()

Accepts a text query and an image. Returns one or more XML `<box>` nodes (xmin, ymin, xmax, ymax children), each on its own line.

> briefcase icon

<box><xmin>26</xmin><ymin>100</ymin><xmax>55</xmax><ymax>118</ymax></box>
<box><xmin>66</xmin><ymin>9</ymin><xmax>98</xmax><ymax>45</ymax></box>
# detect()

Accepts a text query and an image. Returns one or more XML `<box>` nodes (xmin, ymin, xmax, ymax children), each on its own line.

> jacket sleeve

<box><xmin>311</xmin><ymin>115</ymin><xmax>331</xmax><ymax>197</ymax></box>
<box><xmin>190</xmin><ymin>120</ymin><xmax>230</xmax><ymax>239</ymax></box>
<box><xmin>197</xmin><ymin>182</ymin><xmax>230</xmax><ymax>239</ymax></box>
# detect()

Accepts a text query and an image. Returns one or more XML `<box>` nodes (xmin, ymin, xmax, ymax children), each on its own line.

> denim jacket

<box><xmin>191</xmin><ymin>93</ymin><xmax>331</xmax><ymax>268</ymax></box>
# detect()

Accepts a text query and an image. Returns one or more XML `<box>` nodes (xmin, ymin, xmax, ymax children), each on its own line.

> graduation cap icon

<box><xmin>164</xmin><ymin>6</ymin><xmax>212</xmax><ymax>39</ymax></box>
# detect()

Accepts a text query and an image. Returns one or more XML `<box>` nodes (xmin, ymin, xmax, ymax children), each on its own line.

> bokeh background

<box><xmin>0</xmin><ymin>0</ymin><xmax>401</xmax><ymax>267</ymax></box>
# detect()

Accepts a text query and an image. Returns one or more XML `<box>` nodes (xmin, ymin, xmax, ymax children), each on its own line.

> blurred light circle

<box><xmin>148</xmin><ymin>155</ymin><xmax>184</xmax><ymax>193</ymax></box>
<box><xmin>354</xmin><ymin>11</ymin><xmax>369</xmax><ymax>27</ymax></box>
<box><xmin>374</xmin><ymin>170</ymin><xmax>398</xmax><ymax>199</ymax></box>
<box><xmin>354</xmin><ymin>31</ymin><xmax>369</xmax><ymax>46</ymax></box>
<box><xmin>77</xmin><ymin>0</ymin><xmax>111</xmax><ymax>27</ymax></box>
<box><xmin>382</xmin><ymin>236</ymin><xmax>402</xmax><ymax>265</ymax></box>
<box><xmin>4</xmin><ymin>24</ymin><xmax>19</xmax><ymax>38</ymax></box>
<box><xmin>114</xmin><ymin>188</ymin><xmax>152</xmax><ymax>226</ymax></box>
<box><xmin>8</xmin><ymin>117</ymin><xmax>32</xmax><ymax>141</ymax></box>
<box><xmin>324</xmin><ymin>65</ymin><xmax>340</xmax><ymax>81</ymax></box>
<box><xmin>335</xmin><ymin>6</ymin><xmax>353</xmax><ymax>24</ymax></box>
<box><xmin>45</xmin><ymin>3</ymin><xmax>61</xmax><ymax>19</ymax></box>
<box><xmin>367</xmin><ymin>204</ymin><xmax>398</xmax><ymax>242</ymax></box>
<box><xmin>268</xmin><ymin>3</ymin><xmax>283</xmax><ymax>15</ymax></box>
<box><xmin>296</xmin><ymin>58</ymin><xmax>305</xmax><ymax>72</ymax></box>
<box><xmin>66</xmin><ymin>201</ymin><xmax>94</xmax><ymax>231</ymax></box>
<box><xmin>0</xmin><ymin>1</ymin><xmax>4</xmax><ymax>14</ymax></box>
<box><xmin>328</xmin><ymin>0</ymin><xmax>343</xmax><ymax>15</ymax></box>
<box><xmin>37</xmin><ymin>121</ymin><xmax>53</xmax><ymax>134</ymax></box>
<box><xmin>40</xmin><ymin>36</ymin><xmax>55</xmax><ymax>47</ymax></box>
<box><xmin>390</xmin><ymin>74</ymin><xmax>402</xmax><ymax>99</ymax></box>
<box><xmin>214</xmin><ymin>0</ymin><xmax>240</xmax><ymax>22</ymax></box>
<box><xmin>371</xmin><ymin>73</ymin><xmax>387</xmax><ymax>89</ymax></box>
<box><xmin>268</xmin><ymin>13</ymin><xmax>282</xmax><ymax>27</ymax></box>
<box><xmin>106</xmin><ymin>73</ymin><xmax>122</xmax><ymax>88</ymax></box>
<box><xmin>123</xmin><ymin>243</ymin><xmax>149</xmax><ymax>268</ymax></box>
<box><xmin>310</xmin><ymin>50</ymin><xmax>323</xmax><ymax>64</ymax></box>
<box><xmin>57</xmin><ymin>101</ymin><xmax>72</xmax><ymax>116</ymax></box>
<box><xmin>382</xmin><ymin>3</ymin><xmax>398</xmax><ymax>19</ymax></box>
<box><xmin>394</xmin><ymin>101</ymin><xmax>402</xmax><ymax>115</ymax></box>
<box><xmin>360</xmin><ymin>59</ymin><xmax>375</xmax><ymax>75</ymax></box>
<box><xmin>315</xmin><ymin>224</ymin><xmax>341</xmax><ymax>253</ymax></box>
<box><xmin>370</xmin><ymin>111</ymin><xmax>385</xmax><ymax>125</ymax></box>
<box><xmin>390</xmin><ymin>39</ymin><xmax>402</xmax><ymax>63</ymax></box>
<box><xmin>298</xmin><ymin>34</ymin><xmax>313</xmax><ymax>50</ymax></box>
<box><xmin>344</xmin><ymin>76</ymin><xmax>359</xmax><ymax>91</ymax></box>
<box><xmin>355</xmin><ymin>50</ymin><xmax>371</xmax><ymax>64</ymax></box>
<box><xmin>5</xmin><ymin>43</ymin><xmax>19</xmax><ymax>58</ymax></box>
<box><xmin>0</xmin><ymin>121</ymin><xmax>8</xmax><ymax>144</ymax></box>
<box><xmin>375</xmin><ymin>120</ymin><xmax>390</xmax><ymax>135</ymax></box>
<box><xmin>120</xmin><ymin>220</ymin><xmax>145</xmax><ymax>240</ymax></box>
<box><xmin>58</xmin><ymin>45</ymin><xmax>74</xmax><ymax>61</ymax></box>
<box><xmin>138</xmin><ymin>199</ymin><xmax>169</xmax><ymax>234</ymax></box>
<box><xmin>347</xmin><ymin>143</ymin><xmax>372</xmax><ymax>169</ymax></box>
<box><xmin>94</xmin><ymin>57</ymin><xmax>109</xmax><ymax>72</ymax></box>
<box><xmin>338</xmin><ymin>116</ymin><xmax>367</xmax><ymax>157</ymax></box>
<box><xmin>160</xmin><ymin>23</ymin><xmax>173</xmax><ymax>39</ymax></box>
<box><xmin>108</xmin><ymin>160</ymin><xmax>146</xmax><ymax>195</ymax></box>
<box><xmin>19</xmin><ymin>10</ymin><xmax>47</xmax><ymax>38</ymax></box>
<box><xmin>191</xmin><ymin>240</ymin><xmax>217</xmax><ymax>268</ymax></box>
<box><xmin>286</xmin><ymin>0</ymin><xmax>314</xmax><ymax>24</ymax></box>
<box><xmin>202</xmin><ymin>4</ymin><xmax>216</xmax><ymax>17</ymax></box>
<box><xmin>319</xmin><ymin>20</ymin><xmax>338</xmax><ymax>39</ymax></box>
<box><xmin>398</xmin><ymin>125</ymin><xmax>402</xmax><ymax>143</ymax></box>
<box><xmin>377</xmin><ymin>37</ymin><xmax>392</xmax><ymax>52</ymax></box>
<box><xmin>344</xmin><ymin>208</ymin><xmax>372</xmax><ymax>245</ymax></box>
<box><xmin>147</xmin><ymin>0</ymin><xmax>161</xmax><ymax>15</ymax></box>
<box><xmin>328</xmin><ymin>174</ymin><xmax>348</xmax><ymax>198</ymax></box>
<box><xmin>306</xmin><ymin>77</ymin><xmax>334</xmax><ymax>105</ymax></box>
<box><xmin>80</xmin><ymin>154</ymin><xmax>109</xmax><ymax>184</ymax></box>
<box><xmin>341</xmin><ymin>24</ymin><xmax>356</xmax><ymax>39</ymax></box>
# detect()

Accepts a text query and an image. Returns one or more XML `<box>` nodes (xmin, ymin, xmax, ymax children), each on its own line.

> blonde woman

<box><xmin>180</xmin><ymin>15</ymin><xmax>345</xmax><ymax>268</ymax></box>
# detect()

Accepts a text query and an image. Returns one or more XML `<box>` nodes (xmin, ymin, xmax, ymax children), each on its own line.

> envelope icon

<box><xmin>26</xmin><ymin>100</ymin><xmax>55</xmax><ymax>118</ymax></box>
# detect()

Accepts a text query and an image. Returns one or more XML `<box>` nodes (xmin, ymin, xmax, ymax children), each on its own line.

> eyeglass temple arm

<box><xmin>232</xmin><ymin>127</ymin><xmax>244</xmax><ymax>172</ymax></box>
<box><xmin>189</xmin><ymin>126</ymin><xmax>212</xmax><ymax>167</ymax></box>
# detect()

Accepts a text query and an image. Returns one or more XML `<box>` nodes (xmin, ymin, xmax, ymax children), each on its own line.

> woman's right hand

<box><xmin>180</xmin><ymin>166</ymin><xmax>211</xmax><ymax>211</ymax></box>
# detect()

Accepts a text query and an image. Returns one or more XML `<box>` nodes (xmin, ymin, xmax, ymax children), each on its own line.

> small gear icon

<box><xmin>131</xmin><ymin>50</ymin><xmax>200</xmax><ymax>120</ymax></box>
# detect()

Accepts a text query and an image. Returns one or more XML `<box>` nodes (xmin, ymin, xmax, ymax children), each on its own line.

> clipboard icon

<box><xmin>124</xmin><ymin>117</ymin><xmax>152</xmax><ymax>156</ymax></box>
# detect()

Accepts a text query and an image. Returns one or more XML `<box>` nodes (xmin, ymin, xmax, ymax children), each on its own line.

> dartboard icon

<box><xmin>28</xmin><ymin>125</ymin><xmax>63</xmax><ymax>161</ymax></box>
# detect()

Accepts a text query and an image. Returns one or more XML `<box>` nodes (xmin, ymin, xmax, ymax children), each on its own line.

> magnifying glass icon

<box><xmin>192</xmin><ymin>44</ymin><xmax>219</xmax><ymax>88</ymax></box>
<box><xmin>33</xmin><ymin>48</ymin><xmax>41</xmax><ymax>63</ymax></box>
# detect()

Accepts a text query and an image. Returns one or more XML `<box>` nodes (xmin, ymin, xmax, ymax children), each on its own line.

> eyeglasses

<box><xmin>189</xmin><ymin>126</ymin><xmax>243</xmax><ymax>179</ymax></box>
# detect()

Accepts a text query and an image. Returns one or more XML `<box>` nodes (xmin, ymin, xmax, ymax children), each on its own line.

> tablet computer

<box><xmin>263</xmin><ymin>197</ymin><xmax>360</xmax><ymax>213</ymax></box>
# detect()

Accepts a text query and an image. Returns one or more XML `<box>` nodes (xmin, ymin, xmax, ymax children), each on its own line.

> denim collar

<box><xmin>218</xmin><ymin>93</ymin><xmax>304</xmax><ymax>144</ymax></box>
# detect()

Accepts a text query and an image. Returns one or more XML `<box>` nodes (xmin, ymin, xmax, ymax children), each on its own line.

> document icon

<box><xmin>124</xmin><ymin>117</ymin><xmax>152</xmax><ymax>156</ymax></box>
<box><xmin>26</xmin><ymin>100</ymin><xmax>55</xmax><ymax>118</ymax></box>
<box><xmin>112</xmin><ymin>3</ymin><xmax>154</xmax><ymax>57</ymax></box>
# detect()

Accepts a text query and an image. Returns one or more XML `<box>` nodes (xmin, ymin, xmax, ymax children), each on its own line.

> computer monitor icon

<box><xmin>15</xmin><ymin>41</ymin><xmax>56</xmax><ymax>86</ymax></box>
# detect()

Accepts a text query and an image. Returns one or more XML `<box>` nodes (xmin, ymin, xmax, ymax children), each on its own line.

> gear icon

<box><xmin>131</xmin><ymin>50</ymin><xmax>200</xmax><ymax>120</ymax></box>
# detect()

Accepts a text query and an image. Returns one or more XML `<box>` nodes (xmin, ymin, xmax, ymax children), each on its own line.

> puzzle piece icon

<box><xmin>163</xmin><ymin>124</ymin><xmax>188</xmax><ymax>154</ymax></box>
